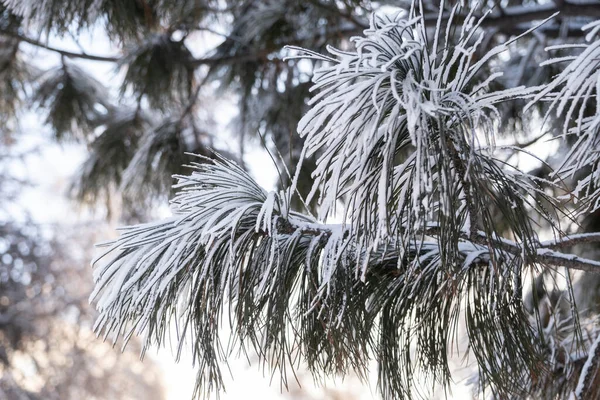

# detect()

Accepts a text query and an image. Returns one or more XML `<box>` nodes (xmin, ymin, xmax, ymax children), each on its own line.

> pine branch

<box><xmin>575</xmin><ymin>332</ymin><xmax>600</xmax><ymax>398</ymax></box>
<box><xmin>0</xmin><ymin>29</ymin><xmax>119</xmax><ymax>62</ymax></box>
<box><xmin>70</xmin><ymin>110</ymin><xmax>146</xmax><ymax>211</ymax></box>
<box><xmin>120</xmin><ymin>33</ymin><xmax>195</xmax><ymax>110</ymax></box>
<box><xmin>33</xmin><ymin>61</ymin><xmax>111</xmax><ymax>142</ymax></box>
<box><xmin>540</xmin><ymin>233</ymin><xmax>600</xmax><ymax>249</ymax></box>
<box><xmin>91</xmin><ymin>155</ymin><xmax>600</xmax><ymax>399</ymax></box>
<box><xmin>250</xmin><ymin>218</ymin><xmax>600</xmax><ymax>274</ymax></box>
<box><xmin>527</xmin><ymin>20</ymin><xmax>600</xmax><ymax>216</ymax></box>
<box><xmin>289</xmin><ymin>9</ymin><xmax>562</xmax><ymax>282</ymax></box>
<box><xmin>4</xmin><ymin>1</ymin><xmax>596</xmax><ymax>68</ymax></box>
<box><xmin>425</xmin><ymin>227</ymin><xmax>600</xmax><ymax>273</ymax></box>
<box><xmin>422</xmin><ymin>1</ymin><xmax>600</xmax><ymax>31</ymax></box>
<box><xmin>91</xmin><ymin>156</ymin><xmax>529</xmax><ymax>398</ymax></box>
<box><xmin>87</xmin><ymin>3</ymin><xmax>600</xmax><ymax>399</ymax></box>
<box><xmin>535</xmin><ymin>249</ymin><xmax>600</xmax><ymax>273</ymax></box>
<box><xmin>0</xmin><ymin>28</ymin><xmax>321</xmax><ymax>67</ymax></box>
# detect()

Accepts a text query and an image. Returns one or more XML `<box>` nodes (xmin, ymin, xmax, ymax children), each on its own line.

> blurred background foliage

<box><xmin>0</xmin><ymin>172</ymin><xmax>165</xmax><ymax>399</ymax></box>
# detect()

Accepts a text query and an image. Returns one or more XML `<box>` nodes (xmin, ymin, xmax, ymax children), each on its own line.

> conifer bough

<box><xmin>90</xmin><ymin>3</ymin><xmax>600</xmax><ymax>399</ymax></box>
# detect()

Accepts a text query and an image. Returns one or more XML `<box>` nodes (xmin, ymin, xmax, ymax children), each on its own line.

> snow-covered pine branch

<box><xmin>528</xmin><ymin>20</ymin><xmax>600</xmax><ymax>216</ymax></box>
<box><xmin>33</xmin><ymin>61</ymin><xmax>111</xmax><ymax>142</ymax></box>
<box><xmin>90</xmin><ymin>4</ymin><xmax>600</xmax><ymax>400</ymax></box>
<box><xmin>92</xmin><ymin>155</ymin><xmax>600</xmax><ymax>398</ymax></box>
<box><xmin>90</xmin><ymin>155</ymin><xmax>490</xmax><ymax>395</ymax></box>
<box><xmin>288</xmin><ymin>6</ymin><xmax>560</xmax><ymax>280</ymax></box>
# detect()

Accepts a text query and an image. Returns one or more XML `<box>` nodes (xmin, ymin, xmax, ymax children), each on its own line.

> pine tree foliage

<box><xmin>71</xmin><ymin>110</ymin><xmax>146</xmax><ymax>206</ymax></box>
<box><xmin>0</xmin><ymin>35</ymin><xmax>28</xmax><ymax>137</ymax></box>
<box><xmin>88</xmin><ymin>3</ymin><xmax>600</xmax><ymax>399</ymax></box>
<box><xmin>33</xmin><ymin>61</ymin><xmax>111</xmax><ymax>141</ymax></box>
<box><xmin>4</xmin><ymin>0</ymin><xmax>600</xmax><ymax>398</ymax></box>
<box><xmin>529</xmin><ymin>20</ymin><xmax>600</xmax><ymax>216</ymax></box>
<box><xmin>120</xmin><ymin>116</ymin><xmax>210</xmax><ymax>204</ymax></box>
<box><xmin>3</xmin><ymin>0</ymin><xmax>158</xmax><ymax>38</ymax></box>
<box><xmin>2</xmin><ymin>0</ymin><xmax>600</xmax><ymax>215</ymax></box>
<box><xmin>1</xmin><ymin>0</ymin><xmax>381</xmax><ymax>216</ymax></box>
<box><xmin>120</xmin><ymin>33</ymin><xmax>195</xmax><ymax>110</ymax></box>
<box><xmin>288</xmin><ymin>10</ymin><xmax>559</xmax><ymax>262</ymax></box>
<box><xmin>0</xmin><ymin>5</ymin><xmax>30</xmax><ymax>138</ymax></box>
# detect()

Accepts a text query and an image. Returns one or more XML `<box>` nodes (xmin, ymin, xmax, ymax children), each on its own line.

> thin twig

<box><xmin>0</xmin><ymin>29</ymin><xmax>120</xmax><ymax>62</ymax></box>
<box><xmin>514</xmin><ymin>131</ymin><xmax>550</xmax><ymax>149</ymax></box>
<box><xmin>540</xmin><ymin>233</ymin><xmax>600</xmax><ymax>249</ymax></box>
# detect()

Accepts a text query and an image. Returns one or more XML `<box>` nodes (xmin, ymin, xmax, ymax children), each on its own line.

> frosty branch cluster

<box><xmin>86</xmin><ymin>3</ymin><xmax>600</xmax><ymax>399</ymax></box>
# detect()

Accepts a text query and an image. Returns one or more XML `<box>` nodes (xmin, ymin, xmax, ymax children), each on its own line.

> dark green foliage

<box><xmin>90</xmin><ymin>156</ymin><xmax>580</xmax><ymax>399</ymax></box>
<box><xmin>100</xmin><ymin>0</ymin><xmax>159</xmax><ymax>41</ymax></box>
<box><xmin>120</xmin><ymin>117</ymin><xmax>208</xmax><ymax>203</ymax></box>
<box><xmin>0</xmin><ymin>37</ymin><xmax>28</xmax><ymax>138</ymax></box>
<box><xmin>2</xmin><ymin>0</ymin><xmax>91</xmax><ymax>34</ymax></box>
<box><xmin>3</xmin><ymin>0</ymin><xmax>156</xmax><ymax>39</ymax></box>
<box><xmin>71</xmin><ymin>111</ymin><xmax>147</xmax><ymax>207</ymax></box>
<box><xmin>120</xmin><ymin>34</ymin><xmax>195</xmax><ymax>111</ymax></box>
<box><xmin>0</xmin><ymin>6</ymin><xmax>27</xmax><ymax>137</ymax></box>
<box><xmin>33</xmin><ymin>62</ymin><xmax>110</xmax><ymax>142</ymax></box>
<box><xmin>0</xmin><ymin>0</ymin><xmax>378</xmax><ymax>212</ymax></box>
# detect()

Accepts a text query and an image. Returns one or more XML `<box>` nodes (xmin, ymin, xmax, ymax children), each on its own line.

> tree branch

<box><xmin>190</xmin><ymin>48</ymin><xmax>276</xmax><ymax>67</ymax></box>
<box><xmin>280</xmin><ymin>219</ymin><xmax>600</xmax><ymax>274</ymax></box>
<box><xmin>424</xmin><ymin>1</ymin><xmax>600</xmax><ymax>31</ymax></box>
<box><xmin>0</xmin><ymin>29</ymin><xmax>120</xmax><ymax>62</ymax></box>
<box><xmin>540</xmin><ymin>233</ymin><xmax>600</xmax><ymax>249</ymax></box>
<box><xmin>0</xmin><ymin>28</ymin><xmax>304</xmax><ymax>67</ymax></box>
<box><xmin>190</xmin><ymin>2</ymin><xmax>598</xmax><ymax>68</ymax></box>
<box><xmin>536</xmin><ymin>248</ymin><xmax>600</xmax><ymax>273</ymax></box>
<box><xmin>4</xmin><ymin>2</ymin><xmax>597</xmax><ymax>67</ymax></box>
